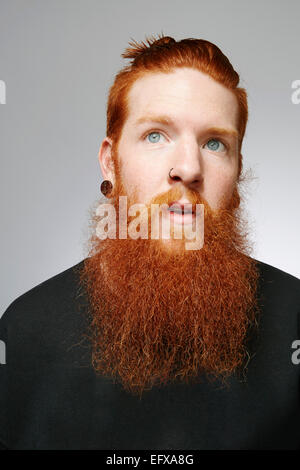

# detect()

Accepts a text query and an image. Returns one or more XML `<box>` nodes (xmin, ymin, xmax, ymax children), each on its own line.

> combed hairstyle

<box><xmin>106</xmin><ymin>33</ymin><xmax>248</xmax><ymax>177</ymax></box>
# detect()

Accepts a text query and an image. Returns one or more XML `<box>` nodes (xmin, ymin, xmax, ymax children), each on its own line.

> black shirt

<box><xmin>0</xmin><ymin>258</ymin><xmax>299</xmax><ymax>450</ymax></box>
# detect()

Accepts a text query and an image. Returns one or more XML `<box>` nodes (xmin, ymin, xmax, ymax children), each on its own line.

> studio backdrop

<box><xmin>1</xmin><ymin>0</ymin><xmax>299</xmax><ymax>315</ymax></box>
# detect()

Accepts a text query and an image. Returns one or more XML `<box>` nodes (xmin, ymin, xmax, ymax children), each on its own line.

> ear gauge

<box><xmin>100</xmin><ymin>180</ymin><xmax>113</xmax><ymax>197</ymax></box>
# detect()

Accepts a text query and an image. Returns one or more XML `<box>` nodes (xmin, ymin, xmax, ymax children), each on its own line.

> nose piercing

<box><xmin>169</xmin><ymin>168</ymin><xmax>175</xmax><ymax>179</ymax></box>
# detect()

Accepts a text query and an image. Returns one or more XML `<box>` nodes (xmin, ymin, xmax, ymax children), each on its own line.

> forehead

<box><xmin>125</xmin><ymin>67</ymin><xmax>239</xmax><ymax>131</ymax></box>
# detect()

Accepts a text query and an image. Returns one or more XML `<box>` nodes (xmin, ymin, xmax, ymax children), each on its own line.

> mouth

<box><xmin>166</xmin><ymin>200</ymin><xmax>196</xmax><ymax>224</ymax></box>
<box><xmin>168</xmin><ymin>200</ymin><xmax>195</xmax><ymax>213</ymax></box>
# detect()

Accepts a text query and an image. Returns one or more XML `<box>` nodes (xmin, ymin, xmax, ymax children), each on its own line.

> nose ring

<box><xmin>169</xmin><ymin>168</ymin><xmax>174</xmax><ymax>179</ymax></box>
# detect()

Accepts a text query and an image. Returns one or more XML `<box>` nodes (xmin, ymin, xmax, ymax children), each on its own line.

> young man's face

<box><xmin>101</xmin><ymin>67</ymin><xmax>241</xmax><ymax>212</ymax></box>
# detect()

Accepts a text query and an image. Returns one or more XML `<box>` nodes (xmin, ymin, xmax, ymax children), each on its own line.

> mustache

<box><xmin>150</xmin><ymin>184</ymin><xmax>206</xmax><ymax>207</ymax></box>
<box><xmin>114</xmin><ymin>179</ymin><xmax>239</xmax><ymax>215</ymax></box>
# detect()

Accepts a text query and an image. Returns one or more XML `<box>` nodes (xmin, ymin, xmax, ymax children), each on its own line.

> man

<box><xmin>0</xmin><ymin>35</ymin><xmax>299</xmax><ymax>450</ymax></box>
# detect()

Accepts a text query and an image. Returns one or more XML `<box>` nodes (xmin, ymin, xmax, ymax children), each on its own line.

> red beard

<box><xmin>79</xmin><ymin>166</ymin><xmax>260</xmax><ymax>396</ymax></box>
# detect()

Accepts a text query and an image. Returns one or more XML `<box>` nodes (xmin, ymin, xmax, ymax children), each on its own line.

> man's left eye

<box><xmin>146</xmin><ymin>132</ymin><xmax>165</xmax><ymax>143</ymax></box>
<box><xmin>204</xmin><ymin>139</ymin><xmax>226</xmax><ymax>152</ymax></box>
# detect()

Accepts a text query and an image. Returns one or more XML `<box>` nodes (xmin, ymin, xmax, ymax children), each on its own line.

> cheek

<box><xmin>217</xmin><ymin>174</ymin><xmax>236</xmax><ymax>193</ymax></box>
<box><xmin>119</xmin><ymin>149</ymin><xmax>164</xmax><ymax>198</ymax></box>
<box><xmin>207</xmin><ymin>170</ymin><xmax>237</xmax><ymax>208</ymax></box>
<box><xmin>119</xmin><ymin>155</ymin><xmax>152</xmax><ymax>199</ymax></box>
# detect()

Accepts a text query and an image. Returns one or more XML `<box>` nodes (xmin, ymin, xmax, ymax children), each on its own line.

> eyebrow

<box><xmin>134</xmin><ymin>114</ymin><xmax>238</xmax><ymax>139</ymax></box>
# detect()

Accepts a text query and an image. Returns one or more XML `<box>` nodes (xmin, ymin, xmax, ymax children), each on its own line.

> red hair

<box><xmin>106</xmin><ymin>34</ymin><xmax>248</xmax><ymax>177</ymax></box>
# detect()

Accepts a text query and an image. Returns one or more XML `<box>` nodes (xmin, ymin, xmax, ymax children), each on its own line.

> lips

<box><xmin>168</xmin><ymin>200</ymin><xmax>195</xmax><ymax>214</ymax></box>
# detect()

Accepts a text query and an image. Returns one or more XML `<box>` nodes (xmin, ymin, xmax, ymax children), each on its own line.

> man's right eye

<box><xmin>146</xmin><ymin>131</ymin><xmax>165</xmax><ymax>143</ymax></box>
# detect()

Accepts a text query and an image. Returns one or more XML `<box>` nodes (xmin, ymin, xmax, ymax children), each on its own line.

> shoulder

<box><xmin>2</xmin><ymin>259</ymin><xmax>85</xmax><ymax>318</ymax></box>
<box><xmin>255</xmin><ymin>258</ymin><xmax>299</xmax><ymax>283</ymax></box>
<box><xmin>252</xmin><ymin>258</ymin><xmax>300</xmax><ymax>336</ymax></box>
<box><xmin>0</xmin><ymin>259</ymin><xmax>89</xmax><ymax>358</ymax></box>
<box><xmin>254</xmin><ymin>258</ymin><xmax>300</xmax><ymax>298</ymax></box>
<box><xmin>0</xmin><ymin>260</ymin><xmax>91</xmax><ymax>448</ymax></box>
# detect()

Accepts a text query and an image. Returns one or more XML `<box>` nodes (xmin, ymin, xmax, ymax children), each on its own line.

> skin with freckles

<box><xmin>80</xmin><ymin>67</ymin><xmax>260</xmax><ymax>395</ymax></box>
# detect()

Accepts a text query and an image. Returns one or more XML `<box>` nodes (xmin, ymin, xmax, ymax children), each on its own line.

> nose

<box><xmin>168</xmin><ymin>139</ymin><xmax>203</xmax><ymax>188</ymax></box>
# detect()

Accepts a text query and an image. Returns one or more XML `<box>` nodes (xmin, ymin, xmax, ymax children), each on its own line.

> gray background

<box><xmin>1</xmin><ymin>0</ymin><xmax>299</xmax><ymax>315</ymax></box>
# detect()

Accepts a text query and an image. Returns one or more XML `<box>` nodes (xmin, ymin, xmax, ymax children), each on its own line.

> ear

<box><xmin>98</xmin><ymin>137</ymin><xmax>116</xmax><ymax>186</ymax></box>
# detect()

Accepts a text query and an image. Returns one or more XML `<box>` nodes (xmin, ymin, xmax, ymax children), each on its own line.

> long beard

<box><xmin>79</xmin><ymin>170</ymin><xmax>260</xmax><ymax>396</ymax></box>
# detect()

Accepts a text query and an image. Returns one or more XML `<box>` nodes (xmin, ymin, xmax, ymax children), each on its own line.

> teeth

<box><xmin>171</xmin><ymin>209</ymin><xmax>183</xmax><ymax>214</ymax></box>
<box><xmin>168</xmin><ymin>207</ymin><xmax>193</xmax><ymax>214</ymax></box>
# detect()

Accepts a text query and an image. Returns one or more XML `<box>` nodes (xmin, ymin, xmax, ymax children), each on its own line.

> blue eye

<box><xmin>205</xmin><ymin>139</ymin><xmax>226</xmax><ymax>152</ymax></box>
<box><xmin>147</xmin><ymin>132</ymin><xmax>163</xmax><ymax>143</ymax></box>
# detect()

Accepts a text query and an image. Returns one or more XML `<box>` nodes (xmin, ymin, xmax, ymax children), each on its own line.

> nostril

<box><xmin>168</xmin><ymin>168</ymin><xmax>180</xmax><ymax>181</ymax></box>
